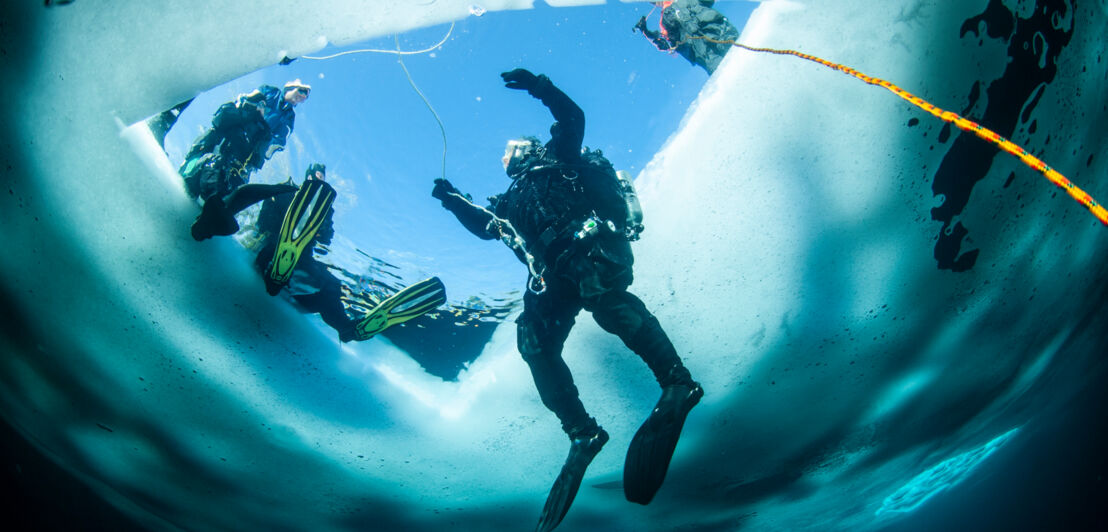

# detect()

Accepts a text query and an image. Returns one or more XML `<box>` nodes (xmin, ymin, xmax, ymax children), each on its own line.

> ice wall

<box><xmin>2</xmin><ymin>1</ymin><xmax>1106</xmax><ymax>531</ymax></box>
<box><xmin>622</xmin><ymin>0</ymin><xmax>1108</xmax><ymax>528</ymax></box>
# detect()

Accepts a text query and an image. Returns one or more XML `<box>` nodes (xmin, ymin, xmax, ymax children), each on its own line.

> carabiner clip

<box><xmin>528</xmin><ymin>275</ymin><xmax>547</xmax><ymax>295</ymax></box>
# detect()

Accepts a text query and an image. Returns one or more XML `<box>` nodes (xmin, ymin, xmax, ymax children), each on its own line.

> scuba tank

<box><xmin>574</xmin><ymin>216</ymin><xmax>617</xmax><ymax>241</ymax></box>
<box><xmin>615</xmin><ymin>170</ymin><xmax>645</xmax><ymax>241</ymax></box>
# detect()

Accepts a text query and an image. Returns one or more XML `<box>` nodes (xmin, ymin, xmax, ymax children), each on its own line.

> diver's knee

<box><xmin>515</xmin><ymin>316</ymin><xmax>544</xmax><ymax>362</ymax></box>
<box><xmin>590</xmin><ymin>290</ymin><xmax>651</xmax><ymax>335</ymax></box>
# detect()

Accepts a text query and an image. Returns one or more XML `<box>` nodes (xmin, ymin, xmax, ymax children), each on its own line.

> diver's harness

<box><xmin>476</xmin><ymin>150</ymin><xmax>645</xmax><ymax>295</ymax></box>
<box><xmin>442</xmin><ymin>190</ymin><xmax>550</xmax><ymax>294</ymax></box>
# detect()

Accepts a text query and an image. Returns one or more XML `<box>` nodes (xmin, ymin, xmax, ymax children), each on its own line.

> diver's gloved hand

<box><xmin>238</xmin><ymin>99</ymin><xmax>264</xmax><ymax>117</ymax></box>
<box><xmin>633</xmin><ymin>16</ymin><xmax>647</xmax><ymax>33</ymax></box>
<box><xmin>501</xmin><ymin>69</ymin><xmax>540</xmax><ymax>92</ymax></box>
<box><xmin>432</xmin><ymin>178</ymin><xmax>459</xmax><ymax>202</ymax></box>
<box><xmin>264</xmin><ymin>144</ymin><xmax>282</xmax><ymax>159</ymax></box>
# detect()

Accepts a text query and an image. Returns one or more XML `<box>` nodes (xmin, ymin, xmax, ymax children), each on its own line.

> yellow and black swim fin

<box><xmin>264</xmin><ymin>179</ymin><xmax>336</xmax><ymax>295</ymax></box>
<box><xmin>352</xmin><ymin>277</ymin><xmax>447</xmax><ymax>341</ymax></box>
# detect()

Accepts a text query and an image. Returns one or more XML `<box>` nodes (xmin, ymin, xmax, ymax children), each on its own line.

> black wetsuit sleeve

<box><xmin>527</xmin><ymin>75</ymin><xmax>585</xmax><ymax>162</ymax></box>
<box><xmin>440</xmin><ymin>192</ymin><xmax>498</xmax><ymax>241</ymax></box>
<box><xmin>642</xmin><ymin>27</ymin><xmax>674</xmax><ymax>51</ymax></box>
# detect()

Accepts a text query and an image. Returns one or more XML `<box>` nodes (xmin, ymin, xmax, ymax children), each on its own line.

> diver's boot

<box><xmin>263</xmin><ymin>179</ymin><xmax>337</xmax><ymax>294</ymax></box>
<box><xmin>190</xmin><ymin>195</ymin><xmax>239</xmax><ymax>241</ymax></box>
<box><xmin>623</xmin><ymin>381</ymin><xmax>704</xmax><ymax>505</ymax></box>
<box><xmin>337</xmin><ymin>321</ymin><xmax>357</xmax><ymax>343</ymax></box>
<box><xmin>535</xmin><ymin>426</ymin><xmax>609</xmax><ymax>532</ymax></box>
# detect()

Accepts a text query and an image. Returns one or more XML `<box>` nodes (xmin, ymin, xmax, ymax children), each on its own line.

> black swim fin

<box><xmin>535</xmin><ymin>427</ymin><xmax>609</xmax><ymax>532</ymax></box>
<box><xmin>623</xmin><ymin>383</ymin><xmax>703</xmax><ymax>505</ymax></box>
<box><xmin>264</xmin><ymin>179</ymin><xmax>336</xmax><ymax>295</ymax></box>
<box><xmin>351</xmin><ymin>277</ymin><xmax>447</xmax><ymax>341</ymax></box>
<box><xmin>148</xmin><ymin>98</ymin><xmax>194</xmax><ymax>149</ymax></box>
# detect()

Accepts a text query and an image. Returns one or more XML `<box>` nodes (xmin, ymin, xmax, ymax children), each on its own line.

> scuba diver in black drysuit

<box><xmin>182</xmin><ymin>80</ymin><xmax>310</xmax><ymax>241</ymax></box>
<box><xmin>634</xmin><ymin>0</ymin><xmax>739</xmax><ymax>75</ymax></box>
<box><xmin>432</xmin><ymin>69</ymin><xmax>703</xmax><ymax>531</ymax></box>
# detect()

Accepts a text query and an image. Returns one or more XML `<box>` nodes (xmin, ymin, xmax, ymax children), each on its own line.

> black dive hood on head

<box><xmin>305</xmin><ymin>162</ymin><xmax>326</xmax><ymax>180</ymax></box>
<box><xmin>505</xmin><ymin>136</ymin><xmax>543</xmax><ymax>179</ymax></box>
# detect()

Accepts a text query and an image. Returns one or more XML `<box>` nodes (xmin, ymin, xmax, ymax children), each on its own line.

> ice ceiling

<box><xmin>2</xmin><ymin>1</ymin><xmax>1106</xmax><ymax>531</ymax></box>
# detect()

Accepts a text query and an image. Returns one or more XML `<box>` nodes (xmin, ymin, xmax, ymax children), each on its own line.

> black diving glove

<box><xmin>501</xmin><ymin>68</ymin><xmax>540</xmax><ymax>92</ymax></box>
<box><xmin>633</xmin><ymin>16</ymin><xmax>647</xmax><ymax>33</ymax></box>
<box><xmin>432</xmin><ymin>178</ymin><xmax>461</xmax><ymax>202</ymax></box>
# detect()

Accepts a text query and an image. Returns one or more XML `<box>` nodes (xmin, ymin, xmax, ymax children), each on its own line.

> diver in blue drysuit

<box><xmin>182</xmin><ymin>80</ymin><xmax>310</xmax><ymax>241</ymax></box>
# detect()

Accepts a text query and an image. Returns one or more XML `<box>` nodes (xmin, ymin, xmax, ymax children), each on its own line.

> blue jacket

<box><xmin>238</xmin><ymin>85</ymin><xmax>296</xmax><ymax>159</ymax></box>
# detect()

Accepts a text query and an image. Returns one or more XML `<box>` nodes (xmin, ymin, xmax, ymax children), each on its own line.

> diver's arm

<box><xmin>531</xmin><ymin>76</ymin><xmax>585</xmax><ymax>159</ymax></box>
<box><xmin>636</xmin><ymin>16</ymin><xmax>671</xmax><ymax>50</ymax></box>
<box><xmin>642</xmin><ymin>27</ymin><xmax>672</xmax><ymax>50</ymax></box>
<box><xmin>265</xmin><ymin>117</ymin><xmax>292</xmax><ymax>159</ymax></box>
<box><xmin>260</xmin><ymin>92</ymin><xmax>294</xmax><ymax>159</ymax></box>
<box><xmin>432</xmin><ymin>179</ymin><xmax>498</xmax><ymax>240</ymax></box>
<box><xmin>250</xmin><ymin>141</ymin><xmax>270</xmax><ymax>170</ymax></box>
<box><xmin>235</xmin><ymin>88</ymin><xmax>270</xmax><ymax>125</ymax></box>
<box><xmin>237</xmin><ymin>90</ymin><xmax>265</xmax><ymax>106</ymax></box>
<box><xmin>501</xmin><ymin>69</ymin><xmax>584</xmax><ymax>159</ymax></box>
<box><xmin>649</xmin><ymin>32</ymin><xmax>675</xmax><ymax>51</ymax></box>
<box><xmin>237</xmin><ymin>85</ymin><xmax>276</xmax><ymax>107</ymax></box>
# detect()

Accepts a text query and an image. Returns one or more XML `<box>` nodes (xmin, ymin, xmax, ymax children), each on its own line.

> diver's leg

<box><xmin>182</xmin><ymin>130</ymin><xmax>211</xmax><ymax>163</ymax></box>
<box><xmin>588</xmin><ymin>288</ymin><xmax>702</xmax><ymax>505</ymax></box>
<box><xmin>181</xmin><ymin>127</ymin><xmax>219</xmax><ymax>173</ymax></box>
<box><xmin>191</xmin><ymin>167</ymin><xmax>262</xmax><ymax>241</ymax></box>
<box><xmin>292</xmin><ymin>259</ymin><xmax>355</xmax><ymax>341</ymax></box>
<box><xmin>517</xmin><ymin>289</ymin><xmax>599</xmax><ymax>438</ymax></box>
<box><xmin>313</xmin><ymin>286</ymin><xmax>351</xmax><ymax>336</ymax></box>
<box><xmin>254</xmin><ymin>240</ymin><xmax>276</xmax><ymax>274</ymax></box>
<box><xmin>703</xmin><ymin>31</ymin><xmax>737</xmax><ymax>74</ymax></box>
<box><xmin>190</xmin><ymin>194</ymin><xmax>235</xmax><ymax>241</ymax></box>
<box><xmin>703</xmin><ymin>53</ymin><xmax>723</xmax><ymax>74</ymax></box>
<box><xmin>683</xmin><ymin>39</ymin><xmax>717</xmax><ymax>74</ymax></box>
<box><xmin>222</xmin><ymin>183</ymin><xmax>297</xmax><ymax>215</ymax></box>
<box><xmin>588</xmin><ymin>289</ymin><xmax>695</xmax><ymax>387</ymax></box>
<box><xmin>191</xmin><ymin>147</ymin><xmax>261</xmax><ymax>230</ymax></box>
<box><xmin>292</xmin><ymin>288</ymin><xmax>354</xmax><ymax>340</ymax></box>
<box><xmin>180</xmin><ymin>150</ymin><xmax>219</xmax><ymax>200</ymax></box>
<box><xmin>190</xmin><ymin>164</ymin><xmax>240</xmax><ymax>241</ymax></box>
<box><xmin>522</xmin><ymin>286</ymin><xmax>609</xmax><ymax>532</ymax></box>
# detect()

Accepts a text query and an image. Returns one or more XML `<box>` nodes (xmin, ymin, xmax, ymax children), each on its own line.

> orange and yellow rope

<box><xmin>695</xmin><ymin>37</ymin><xmax>1108</xmax><ymax>226</ymax></box>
